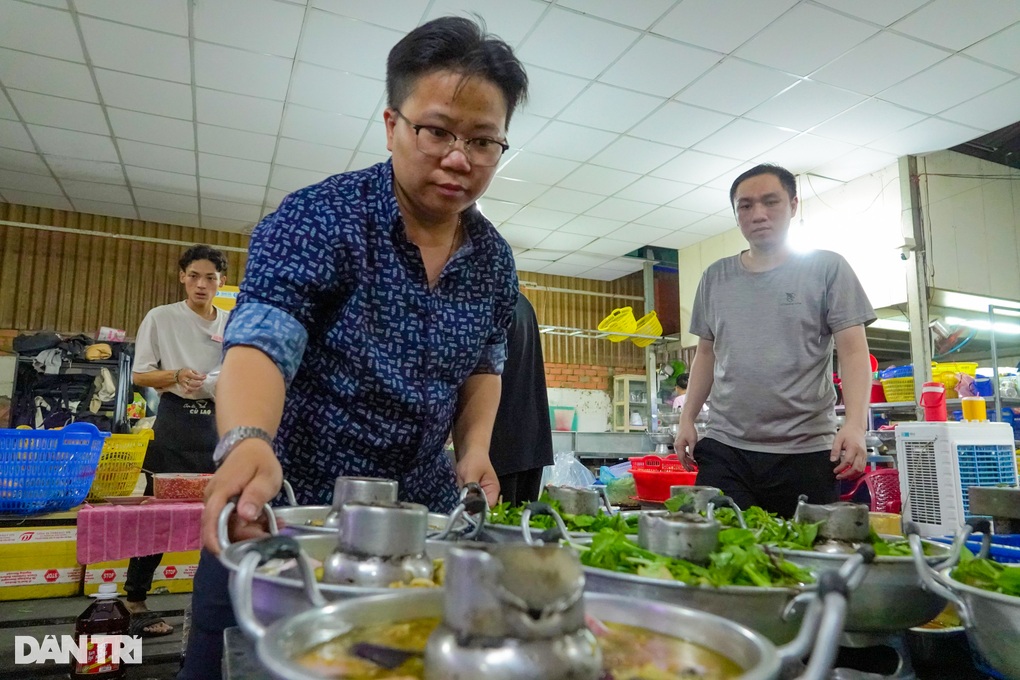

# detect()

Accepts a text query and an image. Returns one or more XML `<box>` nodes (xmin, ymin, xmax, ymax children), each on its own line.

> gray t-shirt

<box><xmin>689</xmin><ymin>250</ymin><xmax>875</xmax><ymax>453</ymax></box>
<box><xmin>134</xmin><ymin>301</ymin><xmax>228</xmax><ymax>400</ymax></box>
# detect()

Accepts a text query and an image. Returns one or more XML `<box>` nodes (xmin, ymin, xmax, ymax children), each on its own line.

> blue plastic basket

<box><xmin>0</xmin><ymin>423</ymin><xmax>108</xmax><ymax>515</ymax></box>
<box><xmin>932</xmin><ymin>534</ymin><xmax>1020</xmax><ymax>564</ymax></box>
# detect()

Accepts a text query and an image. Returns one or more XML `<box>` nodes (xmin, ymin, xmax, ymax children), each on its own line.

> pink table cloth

<box><xmin>76</xmin><ymin>502</ymin><xmax>203</xmax><ymax>564</ymax></box>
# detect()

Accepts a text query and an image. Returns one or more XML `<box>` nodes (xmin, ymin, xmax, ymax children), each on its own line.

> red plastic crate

<box><xmin>629</xmin><ymin>454</ymin><xmax>698</xmax><ymax>501</ymax></box>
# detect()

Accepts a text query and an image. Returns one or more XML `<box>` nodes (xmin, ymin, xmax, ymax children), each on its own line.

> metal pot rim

<box><xmin>582</xmin><ymin>563</ymin><xmax>814</xmax><ymax>595</ymax></box>
<box><xmin>253</xmin><ymin>589</ymin><xmax>781</xmax><ymax>680</ymax></box>
<box><xmin>781</xmin><ymin>535</ymin><xmax>950</xmax><ymax>565</ymax></box>
<box><xmin>273</xmin><ymin>506</ymin><xmax>455</xmax><ymax>536</ymax></box>
<box><xmin>941</xmin><ymin>565</ymin><xmax>1020</xmax><ymax>607</ymax></box>
<box><xmin>219</xmin><ymin>535</ymin><xmax>447</xmax><ymax>598</ymax></box>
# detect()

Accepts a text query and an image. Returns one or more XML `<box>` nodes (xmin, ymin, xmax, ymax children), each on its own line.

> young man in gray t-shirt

<box><xmin>675</xmin><ymin>164</ymin><xmax>876</xmax><ymax>517</ymax></box>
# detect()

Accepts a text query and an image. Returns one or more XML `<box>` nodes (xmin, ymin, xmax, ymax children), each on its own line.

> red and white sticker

<box><xmin>0</xmin><ymin>567</ymin><xmax>82</xmax><ymax>586</ymax></box>
<box><xmin>0</xmin><ymin>529</ymin><xmax>77</xmax><ymax>544</ymax></box>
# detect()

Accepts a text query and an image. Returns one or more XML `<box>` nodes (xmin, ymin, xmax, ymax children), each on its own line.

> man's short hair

<box><xmin>729</xmin><ymin>163</ymin><xmax>797</xmax><ymax>207</ymax></box>
<box><xmin>386</xmin><ymin>16</ymin><xmax>529</xmax><ymax>129</ymax></box>
<box><xmin>179</xmin><ymin>244</ymin><xmax>227</xmax><ymax>273</ymax></box>
<box><xmin>676</xmin><ymin>373</ymin><xmax>690</xmax><ymax>390</ymax></box>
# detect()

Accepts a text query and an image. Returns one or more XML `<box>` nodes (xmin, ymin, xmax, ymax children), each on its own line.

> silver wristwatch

<box><xmin>213</xmin><ymin>426</ymin><xmax>274</xmax><ymax>468</ymax></box>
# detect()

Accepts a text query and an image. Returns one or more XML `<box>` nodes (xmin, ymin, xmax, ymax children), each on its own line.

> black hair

<box><xmin>729</xmin><ymin>163</ymin><xmax>797</xmax><ymax>207</ymax></box>
<box><xmin>179</xmin><ymin>244</ymin><xmax>227</xmax><ymax>273</ymax></box>
<box><xmin>386</xmin><ymin>16</ymin><xmax>529</xmax><ymax>129</ymax></box>
<box><xmin>676</xmin><ymin>373</ymin><xmax>690</xmax><ymax>390</ymax></box>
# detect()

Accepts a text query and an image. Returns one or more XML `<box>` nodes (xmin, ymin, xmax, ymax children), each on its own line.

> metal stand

<box><xmin>830</xmin><ymin>632</ymin><xmax>916</xmax><ymax>680</ymax></box>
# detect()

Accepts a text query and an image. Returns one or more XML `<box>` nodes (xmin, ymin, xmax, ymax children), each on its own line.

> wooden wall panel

<box><xmin>0</xmin><ymin>202</ymin><xmax>249</xmax><ymax>338</ymax></box>
<box><xmin>1</xmin><ymin>202</ymin><xmax>649</xmax><ymax>369</ymax></box>
<box><xmin>519</xmin><ymin>270</ymin><xmax>646</xmax><ymax>369</ymax></box>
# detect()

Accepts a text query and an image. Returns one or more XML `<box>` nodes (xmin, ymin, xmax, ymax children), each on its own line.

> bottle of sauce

<box><xmin>71</xmin><ymin>583</ymin><xmax>130</xmax><ymax>679</ymax></box>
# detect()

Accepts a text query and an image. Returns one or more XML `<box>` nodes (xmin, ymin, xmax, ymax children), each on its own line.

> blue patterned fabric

<box><xmin>224</xmin><ymin>160</ymin><xmax>518</xmax><ymax>514</ymax></box>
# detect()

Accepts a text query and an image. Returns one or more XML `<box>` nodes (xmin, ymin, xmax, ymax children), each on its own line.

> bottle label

<box><xmin>73</xmin><ymin>638</ymin><xmax>121</xmax><ymax>674</ymax></box>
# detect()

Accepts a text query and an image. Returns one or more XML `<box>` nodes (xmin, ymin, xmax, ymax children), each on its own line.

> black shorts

<box><xmin>693</xmin><ymin>437</ymin><xmax>839</xmax><ymax>518</ymax></box>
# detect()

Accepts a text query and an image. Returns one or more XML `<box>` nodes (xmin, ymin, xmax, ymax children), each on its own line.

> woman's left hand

<box><xmin>455</xmin><ymin>451</ymin><xmax>501</xmax><ymax>507</ymax></box>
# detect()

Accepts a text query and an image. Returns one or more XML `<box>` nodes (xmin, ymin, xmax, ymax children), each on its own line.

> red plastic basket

<box><xmin>629</xmin><ymin>454</ymin><xmax>698</xmax><ymax>501</ymax></box>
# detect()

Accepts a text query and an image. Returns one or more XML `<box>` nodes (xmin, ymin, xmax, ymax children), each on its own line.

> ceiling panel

<box><xmin>0</xmin><ymin>0</ymin><xmax>1017</xmax><ymax>280</ymax></box>
<box><xmin>74</xmin><ymin>0</ymin><xmax>189</xmax><ymax>35</ymax></box>
<box><xmin>0</xmin><ymin>2</ymin><xmax>83</xmax><ymax>62</ymax></box>
<box><xmin>735</xmin><ymin>3</ymin><xmax>878</xmax><ymax>76</ymax></box>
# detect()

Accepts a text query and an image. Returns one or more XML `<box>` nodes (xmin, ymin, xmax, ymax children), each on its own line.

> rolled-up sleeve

<box><xmin>472</xmin><ymin>244</ymin><xmax>518</xmax><ymax>376</ymax></box>
<box><xmin>223</xmin><ymin>187</ymin><xmax>343</xmax><ymax>385</ymax></box>
<box><xmin>223</xmin><ymin>303</ymin><xmax>308</xmax><ymax>385</ymax></box>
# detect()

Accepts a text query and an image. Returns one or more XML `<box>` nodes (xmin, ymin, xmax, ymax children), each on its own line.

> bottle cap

<box><xmin>91</xmin><ymin>583</ymin><xmax>120</xmax><ymax>598</ymax></box>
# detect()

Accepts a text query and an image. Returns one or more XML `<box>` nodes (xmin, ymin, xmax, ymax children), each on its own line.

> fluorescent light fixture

<box><xmin>945</xmin><ymin>316</ymin><xmax>1020</xmax><ymax>335</ymax></box>
<box><xmin>870</xmin><ymin>318</ymin><xmax>910</xmax><ymax>332</ymax></box>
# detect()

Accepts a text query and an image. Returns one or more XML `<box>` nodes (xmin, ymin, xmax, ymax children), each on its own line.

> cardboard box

<box><xmin>0</xmin><ymin>525</ymin><xmax>82</xmax><ymax>601</ymax></box>
<box><xmin>83</xmin><ymin>550</ymin><xmax>200</xmax><ymax>595</ymax></box>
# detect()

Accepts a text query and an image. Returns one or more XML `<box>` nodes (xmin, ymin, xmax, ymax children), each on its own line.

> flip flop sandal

<box><xmin>128</xmin><ymin>610</ymin><xmax>174</xmax><ymax>638</ymax></box>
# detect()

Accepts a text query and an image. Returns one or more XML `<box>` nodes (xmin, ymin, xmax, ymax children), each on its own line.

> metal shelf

<box><xmin>538</xmin><ymin>324</ymin><xmax>663</xmax><ymax>343</ymax></box>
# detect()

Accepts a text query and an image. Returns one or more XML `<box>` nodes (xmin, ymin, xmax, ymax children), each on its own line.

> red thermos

<box><xmin>919</xmin><ymin>381</ymin><xmax>947</xmax><ymax>422</ymax></box>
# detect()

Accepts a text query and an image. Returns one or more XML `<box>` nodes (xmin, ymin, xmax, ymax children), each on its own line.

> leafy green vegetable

<box><xmin>712</xmin><ymin>506</ymin><xmax>819</xmax><ymax>550</ymax></box>
<box><xmin>663</xmin><ymin>493</ymin><xmax>694</xmax><ymax>514</ymax></box>
<box><xmin>488</xmin><ymin>493</ymin><xmax>640</xmax><ymax>535</ymax></box>
<box><xmin>953</xmin><ymin>558</ymin><xmax>1020</xmax><ymax>597</ymax></box>
<box><xmin>578</xmin><ymin>527</ymin><xmax>814</xmax><ymax>588</ymax></box>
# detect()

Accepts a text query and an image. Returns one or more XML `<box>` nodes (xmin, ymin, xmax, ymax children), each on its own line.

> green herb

<box><xmin>488</xmin><ymin>493</ymin><xmax>640</xmax><ymax>535</ymax></box>
<box><xmin>953</xmin><ymin>557</ymin><xmax>1020</xmax><ymax>597</ymax></box>
<box><xmin>712</xmin><ymin>506</ymin><xmax>819</xmax><ymax>550</ymax></box>
<box><xmin>577</xmin><ymin>527</ymin><xmax>814</xmax><ymax>588</ymax></box>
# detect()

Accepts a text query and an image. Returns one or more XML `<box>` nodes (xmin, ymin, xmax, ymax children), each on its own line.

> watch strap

<box><xmin>214</xmin><ymin>426</ymin><xmax>274</xmax><ymax>468</ymax></box>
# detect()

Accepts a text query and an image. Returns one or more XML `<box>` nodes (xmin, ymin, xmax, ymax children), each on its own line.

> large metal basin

<box><xmin>220</xmin><ymin>533</ymin><xmax>452</xmax><ymax>628</ymax></box>
<box><xmin>939</xmin><ymin>567</ymin><xmax>1020</xmax><ymax>680</ymax></box>
<box><xmin>909</xmin><ymin>531</ymin><xmax>1020</xmax><ymax>679</ymax></box>
<box><xmin>274</xmin><ymin>505</ymin><xmax>455</xmax><ymax>536</ymax></box>
<box><xmin>781</xmin><ymin>536</ymin><xmax>951</xmax><ymax>632</ymax></box>
<box><xmin>582</xmin><ymin>566</ymin><xmax>811</xmax><ymax>645</ymax></box>
<box><xmin>242</xmin><ymin>589</ymin><xmax>784</xmax><ymax>680</ymax></box>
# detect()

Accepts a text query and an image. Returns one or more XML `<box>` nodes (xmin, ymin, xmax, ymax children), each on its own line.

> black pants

<box><xmin>177</xmin><ymin>549</ymin><xmax>233</xmax><ymax>680</ymax></box>
<box><xmin>693</xmin><ymin>437</ymin><xmax>839</xmax><ymax>518</ymax></box>
<box><xmin>124</xmin><ymin>393</ymin><xmax>216</xmax><ymax>603</ymax></box>
<box><xmin>497</xmin><ymin>467</ymin><xmax>545</xmax><ymax>506</ymax></box>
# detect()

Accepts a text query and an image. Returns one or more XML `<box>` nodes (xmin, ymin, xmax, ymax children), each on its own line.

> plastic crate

<box><xmin>0</xmin><ymin>423</ymin><xmax>108</xmax><ymax>514</ymax></box>
<box><xmin>629</xmin><ymin>454</ymin><xmax>697</xmax><ymax>501</ymax></box>
<box><xmin>86</xmin><ymin>429</ymin><xmax>154</xmax><ymax>501</ymax></box>
<box><xmin>931</xmin><ymin>534</ymin><xmax>1020</xmax><ymax>564</ymax></box>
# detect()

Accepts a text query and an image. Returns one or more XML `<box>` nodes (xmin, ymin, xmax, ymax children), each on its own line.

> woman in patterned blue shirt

<box><xmin>179</xmin><ymin>16</ymin><xmax>528</xmax><ymax>680</ymax></box>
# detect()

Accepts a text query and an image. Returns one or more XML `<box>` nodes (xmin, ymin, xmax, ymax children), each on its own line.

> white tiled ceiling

<box><xmin>0</xmin><ymin>0</ymin><xmax>1018</xmax><ymax>281</ymax></box>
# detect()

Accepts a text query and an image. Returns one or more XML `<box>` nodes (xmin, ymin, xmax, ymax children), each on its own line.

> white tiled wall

<box><xmin>921</xmin><ymin>151</ymin><xmax>1020</xmax><ymax>301</ymax></box>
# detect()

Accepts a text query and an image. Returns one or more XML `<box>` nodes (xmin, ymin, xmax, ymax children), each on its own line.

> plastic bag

<box><xmin>605</xmin><ymin>474</ymin><xmax>636</xmax><ymax>505</ymax></box>
<box><xmin>540</xmin><ymin>451</ymin><xmax>595</xmax><ymax>489</ymax></box>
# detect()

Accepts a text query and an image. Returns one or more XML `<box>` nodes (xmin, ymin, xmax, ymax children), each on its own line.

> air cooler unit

<box><xmin>896</xmin><ymin>421</ymin><xmax>1018</xmax><ymax>537</ymax></box>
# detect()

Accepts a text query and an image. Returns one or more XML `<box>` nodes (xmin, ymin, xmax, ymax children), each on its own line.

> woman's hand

<box><xmin>455</xmin><ymin>451</ymin><xmax>501</xmax><ymax>508</ymax></box>
<box><xmin>201</xmin><ymin>439</ymin><xmax>283</xmax><ymax>554</ymax></box>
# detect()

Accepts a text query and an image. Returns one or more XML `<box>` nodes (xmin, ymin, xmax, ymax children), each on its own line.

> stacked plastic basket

<box><xmin>0</xmin><ymin>423</ymin><xmax>108</xmax><ymax>514</ymax></box>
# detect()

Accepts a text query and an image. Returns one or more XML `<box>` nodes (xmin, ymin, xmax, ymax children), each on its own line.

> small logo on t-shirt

<box><xmin>781</xmin><ymin>292</ymin><xmax>801</xmax><ymax>305</ymax></box>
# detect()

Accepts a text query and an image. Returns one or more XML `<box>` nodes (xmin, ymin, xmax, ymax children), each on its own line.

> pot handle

<box><xmin>230</xmin><ymin>534</ymin><xmax>327</xmax><ymax>641</ymax></box>
<box><xmin>282</xmin><ymin>479</ymin><xmax>298</xmax><ymax>506</ymax></box>
<box><xmin>595</xmin><ymin>485</ymin><xmax>616</xmax><ymax>516</ymax></box>
<box><xmin>792</xmin><ymin>545</ymin><xmax>875</xmax><ymax>680</ymax></box>
<box><xmin>706</xmin><ymin>495</ymin><xmax>746</xmax><ymax>528</ymax></box>
<box><xmin>217</xmin><ymin>498</ymin><xmax>280</xmax><ymax>553</ymax></box>
<box><xmin>907</xmin><ymin>522</ymin><xmax>972</xmax><ymax>626</ymax></box>
<box><xmin>431</xmin><ymin>483</ymin><xmax>487</xmax><ymax>541</ymax></box>
<box><xmin>521</xmin><ymin>502</ymin><xmax>571</xmax><ymax>545</ymax></box>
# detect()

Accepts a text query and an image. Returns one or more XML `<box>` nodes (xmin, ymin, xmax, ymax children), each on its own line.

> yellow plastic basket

<box><xmin>880</xmin><ymin>377</ymin><xmax>915</xmax><ymax>403</ymax></box>
<box><xmin>86</xmin><ymin>429</ymin><xmax>154</xmax><ymax>501</ymax></box>
<box><xmin>598</xmin><ymin>307</ymin><xmax>637</xmax><ymax>342</ymax></box>
<box><xmin>631</xmin><ymin>310</ymin><xmax>663</xmax><ymax>347</ymax></box>
<box><xmin>931</xmin><ymin>361</ymin><xmax>979</xmax><ymax>398</ymax></box>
